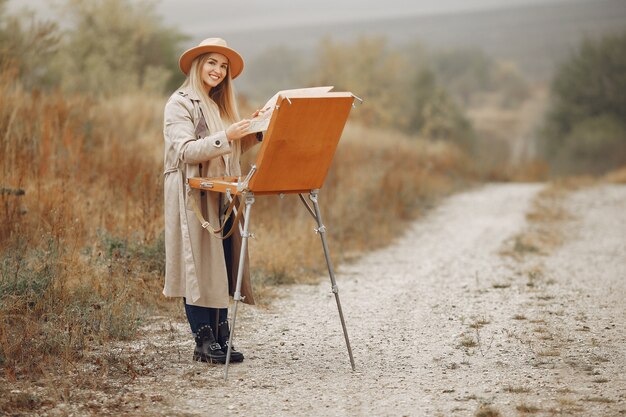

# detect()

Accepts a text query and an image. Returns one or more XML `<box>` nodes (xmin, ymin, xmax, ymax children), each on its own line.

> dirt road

<box><xmin>69</xmin><ymin>183</ymin><xmax>625</xmax><ymax>416</ymax></box>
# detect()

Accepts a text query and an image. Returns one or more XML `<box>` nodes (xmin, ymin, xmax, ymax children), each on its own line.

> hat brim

<box><xmin>179</xmin><ymin>45</ymin><xmax>244</xmax><ymax>79</ymax></box>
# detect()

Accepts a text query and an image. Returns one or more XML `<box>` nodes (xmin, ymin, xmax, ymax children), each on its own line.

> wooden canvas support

<box><xmin>188</xmin><ymin>92</ymin><xmax>357</xmax><ymax>380</ymax></box>
<box><xmin>188</xmin><ymin>92</ymin><xmax>355</xmax><ymax>196</ymax></box>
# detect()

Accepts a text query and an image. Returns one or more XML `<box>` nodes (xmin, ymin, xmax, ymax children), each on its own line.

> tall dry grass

<box><xmin>0</xmin><ymin>68</ymin><xmax>473</xmax><ymax>411</ymax></box>
<box><xmin>0</xmin><ymin>68</ymin><xmax>166</xmax><ymax>386</ymax></box>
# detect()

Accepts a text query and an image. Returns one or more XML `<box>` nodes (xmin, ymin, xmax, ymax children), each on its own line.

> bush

<box><xmin>0</xmin><ymin>0</ymin><xmax>60</xmax><ymax>88</ymax></box>
<box><xmin>555</xmin><ymin>115</ymin><xmax>626</xmax><ymax>174</ymax></box>
<box><xmin>0</xmin><ymin>0</ymin><xmax>186</xmax><ymax>95</ymax></box>
<box><xmin>56</xmin><ymin>0</ymin><xmax>186</xmax><ymax>96</ymax></box>
<box><xmin>409</xmin><ymin>67</ymin><xmax>476</xmax><ymax>151</ymax></box>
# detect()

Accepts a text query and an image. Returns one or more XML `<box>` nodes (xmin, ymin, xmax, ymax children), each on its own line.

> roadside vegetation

<box><xmin>0</xmin><ymin>0</ymin><xmax>477</xmax><ymax>410</ymax></box>
<box><xmin>1</xmin><ymin>0</ymin><xmax>624</xmax><ymax>413</ymax></box>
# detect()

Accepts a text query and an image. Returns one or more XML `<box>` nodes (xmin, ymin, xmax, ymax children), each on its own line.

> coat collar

<box><xmin>177</xmin><ymin>85</ymin><xmax>201</xmax><ymax>101</ymax></box>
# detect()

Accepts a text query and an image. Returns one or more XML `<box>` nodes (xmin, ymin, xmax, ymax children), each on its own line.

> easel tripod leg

<box><xmin>224</xmin><ymin>193</ymin><xmax>255</xmax><ymax>381</ymax></box>
<box><xmin>309</xmin><ymin>190</ymin><xmax>356</xmax><ymax>371</ymax></box>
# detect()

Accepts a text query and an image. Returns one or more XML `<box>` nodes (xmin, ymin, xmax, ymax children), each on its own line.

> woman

<box><xmin>162</xmin><ymin>38</ymin><xmax>261</xmax><ymax>364</ymax></box>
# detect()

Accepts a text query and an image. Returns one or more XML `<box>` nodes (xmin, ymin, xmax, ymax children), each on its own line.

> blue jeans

<box><xmin>183</xmin><ymin>299</ymin><xmax>228</xmax><ymax>336</ymax></box>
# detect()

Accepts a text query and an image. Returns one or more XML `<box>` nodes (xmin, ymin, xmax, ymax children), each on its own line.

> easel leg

<box><xmin>224</xmin><ymin>192</ymin><xmax>255</xmax><ymax>381</ymax></box>
<box><xmin>308</xmin><ymin>190</ymin><xmax>356</xmax><ymax>371</ymax></box>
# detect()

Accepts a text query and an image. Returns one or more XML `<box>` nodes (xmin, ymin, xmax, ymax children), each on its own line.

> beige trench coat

<box><xmin>162</xmin><ymin>86</ymin><xmax>258</xmax><ymax>307</ymax></box>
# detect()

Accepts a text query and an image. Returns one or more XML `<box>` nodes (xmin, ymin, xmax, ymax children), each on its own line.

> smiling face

<box><xmin>201</xmin><ymin>52</ymin><xmax>229</xmax><ymax>92</ymax></box>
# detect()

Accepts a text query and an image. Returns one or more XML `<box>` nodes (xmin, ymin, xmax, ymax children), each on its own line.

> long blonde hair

<box><xmin>182</xmin><ymin>53</ymin><xmax>241</xmax><ymax>125</ymax></box>
<box><xmin>181</xmin><ymin>53</ymin><xmax>243</xmax><ymax>173</ymax></box>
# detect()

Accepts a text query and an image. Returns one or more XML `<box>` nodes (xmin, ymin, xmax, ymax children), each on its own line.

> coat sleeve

<box><xmin>164</xmin><ymin>94</ymin><xmax>232</xmax><ymax>166</ymax></box>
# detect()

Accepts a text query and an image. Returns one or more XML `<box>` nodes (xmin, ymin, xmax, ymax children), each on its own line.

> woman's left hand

<box><xmin>250</xmin><ymin>109</ymin><xmax>265</xmax><ymax>119</ymax></box>
<box><xmin>226</xmin><ymin>119</ymin><xmax>251</xmax><ymax>141</ymax></box>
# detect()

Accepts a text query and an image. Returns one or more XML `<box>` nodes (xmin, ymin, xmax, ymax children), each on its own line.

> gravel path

<box><xmin>81</xmin><ymin>182</ymin><xmax>625</xmax><ymax>416</ymax></box>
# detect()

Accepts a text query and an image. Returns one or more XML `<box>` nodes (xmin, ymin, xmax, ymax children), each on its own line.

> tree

<box><xmin>55</xmin><ymin>0</ymin><xmax>186</xmax><ymax>96</ymax></box>
<box><xmin>311</xmin><ymin>36</ymin><xmax>408</xmax><ymax>128</ymax></box>
<box><xmin>540</xmin><ymin>31</ymin><xmax>626</xmax><ymax>174</ymax></box>
<box><xmin>408</xmin><ymin>67</ymin><xmax>475</xmax><ymax>151</ymax></box>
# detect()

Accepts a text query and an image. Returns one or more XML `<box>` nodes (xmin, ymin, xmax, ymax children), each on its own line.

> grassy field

<box><xmin>0</xmin><ymin>68</ymin><xmax>473</xmax><ymax>411</ymax></box>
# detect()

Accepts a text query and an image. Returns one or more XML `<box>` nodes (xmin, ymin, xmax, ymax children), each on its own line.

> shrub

<box><xmin>409</xmin><ymin>68</ymin><xmax>476</xmax><ymax>152</ymax></box>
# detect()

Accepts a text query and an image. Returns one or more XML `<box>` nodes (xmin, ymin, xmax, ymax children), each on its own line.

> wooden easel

<box><xmin>188</xmin><ymin>92</ymin><xmax>357</xmax><ymax>380</ymax></box>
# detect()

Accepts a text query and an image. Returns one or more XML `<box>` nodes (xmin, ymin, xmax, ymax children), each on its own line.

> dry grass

<box><xmin>0</xmin><ymin>70</ymin><xmax>168</xmax><ymax>407</ymax></box>
<box><xmin>554</xmin><ymin>397</ymin><xmax>585</xmax><ymax>413</ymax></box>
<box><xmin>460</xmin><ymin>336</ymin><xmax>478</xmax><ymax>348</ymax></box>
<box><xmin>504</xmin><ymin>386</ymin><xmax>531</xmax><ymax>394</ymax></box>
<box><xmin>537</xmin><ymin>349</ymin><xmax>560</xmax><ymax>357</ymax></box>
<box><xmin>0</xmin><ymin>69</ymin><xmax>474</xmax><ymax>411</ymax></box>
<box><xmin>466</xmin><ymin>87</ymin><xmax>550</xmax><ymax>182</ymax></box>
<box><xmin>499</xmin><ymin>178</ymin><xmax>595</xmax><ymax>260</ymax></box>
<box><xmin>582</xmin><ymin>396</ymin><xmax>615</xmax><ymax>404</ymax></box>
<box><xmin>475</xmin><ymin>404</ymin><xmax>501</xmax><ymax>417</ymax></box>
<box><xmin>516</xmin><ymin>403</ymin><xmax>541</xmax><ymax>413</ymax></box>
<box><xmin>604</xmin><ymin>166</ymin><xmax>626</xmax><ymax>183</ymax></box>
<box><xmin>469</xmin><ymin>317</ymin><xmax>491</xmax><ymax>329</ymax></box>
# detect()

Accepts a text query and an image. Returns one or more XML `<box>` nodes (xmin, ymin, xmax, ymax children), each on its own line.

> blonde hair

<box><xmin>181</xmin><ymin>52</ymin><xmax>243</xmax><ymax>172</ymax></box>
<box><xmin>182</xmin><ymin>53</ymin><xmax>241</xmax><ymax>125</ymax></box>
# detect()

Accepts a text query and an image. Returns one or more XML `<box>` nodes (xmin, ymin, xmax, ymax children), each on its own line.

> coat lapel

<box><xmin>179</xmin><ymin>86</ymin><xmax>231</xmax><ymax>175</ymax></box>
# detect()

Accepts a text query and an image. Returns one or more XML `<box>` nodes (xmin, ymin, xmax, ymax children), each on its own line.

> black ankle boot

<box><xmin>218</xmin><ymin>320</ymin><xmax>244</xmax><ymax>363</ymax></box>
<box><xmin>193</xmin><ymin>325</ymin><xmax>227</xmax><ymax>364</ymax></box>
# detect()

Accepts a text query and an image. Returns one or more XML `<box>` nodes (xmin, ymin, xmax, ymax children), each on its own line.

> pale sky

<box><xmin>157</xmin><ymin>0</ymin><xmax>576</xmax><ymax>34</ymax></box>
<box><xmin>9</xmin><ymin>0</ymin><xmax>581</xmax><ymax>35</ymax></box>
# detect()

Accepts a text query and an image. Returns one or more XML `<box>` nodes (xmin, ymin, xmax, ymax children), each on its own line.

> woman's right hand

<box><xmin>226</xmin><ymin>119</ymin><xmax>251</xmax><ymax>141</ymax></box>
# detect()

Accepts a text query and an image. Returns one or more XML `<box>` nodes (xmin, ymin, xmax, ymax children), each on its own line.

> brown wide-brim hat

<box><xmin>179</xmin><ymin>37</ymin><xmax>244</xmax><ymax>79</ymax></box>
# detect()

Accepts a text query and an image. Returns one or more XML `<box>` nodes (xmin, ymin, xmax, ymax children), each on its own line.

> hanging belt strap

<box><xmin>188</xmin><ymin>192</ymin><xmax>244</xmax><ymax>240</ymax></box>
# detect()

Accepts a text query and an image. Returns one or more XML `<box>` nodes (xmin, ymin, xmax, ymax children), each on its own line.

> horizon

<box><xmin>8</xmin><ymin>0</ymin><xmax>585</xmax><ymax>38</ymax></box>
